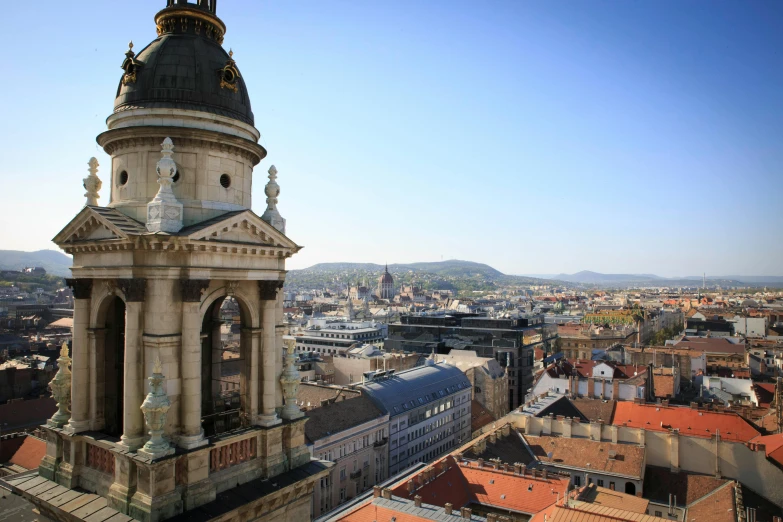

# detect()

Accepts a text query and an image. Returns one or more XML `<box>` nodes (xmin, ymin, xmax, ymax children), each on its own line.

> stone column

<box><xmin>88</xmin><ymin>327</ymin><xmax>106</xmax><ymax>431</ymax></box>
<box><xmin>119</xmin><ymin>278</ymin><xmax>146</xmax><ymax>451</ymax></box>
<box><xmin>241</xmin><ymin>327</ymin><xmax>261</xmax><ymax>424</ymax></box>
<box><xmin>179</xmin><ymin>280</ymin><xmax>209</xmax><ymax>449</ymax></box>
<box><xmin>257</xmin><ymin>281</ymin><xmax>283</xmax><ymax>427</ymax></box>
<box><xmin>64</xmin><ymin>279</ymin><xmax>92</xmax><ymax>434</ymax></box>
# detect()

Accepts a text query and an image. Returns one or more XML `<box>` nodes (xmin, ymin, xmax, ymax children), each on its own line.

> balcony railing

<box><xmin>210</xmin><ymin>435</ymin><xmax>257</xmax><ymax>472</ymax></box>
<box><xmin>85</xmin><ymin>443</ymin><xmax>115</xmax><ymax>475</ymax></box>
<box><xmin>350</xmin><ymin>469</ymin><xmax>362</xmax><ymax>480</ymax></box>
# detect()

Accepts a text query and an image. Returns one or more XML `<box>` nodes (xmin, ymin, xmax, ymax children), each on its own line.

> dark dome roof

<box><xmin>379</xmin><ymin>266</ymin><xmax>393</xmax><ymax>284</ymax></box>
<box><xmin>114</xmin><ymin>4</ymin><xmax>254</xmax><ymax>126</ymax></box>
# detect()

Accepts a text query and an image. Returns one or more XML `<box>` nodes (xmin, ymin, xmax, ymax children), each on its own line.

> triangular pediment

<box><xmin>181</xmin><ymin>210</ymin><xmax>300</xmax><ymax>251</ymax></box>
<box><xmin>52</xmin><ymin>206</ymin><xmax>146</xmax><ymax>246</ymax></box>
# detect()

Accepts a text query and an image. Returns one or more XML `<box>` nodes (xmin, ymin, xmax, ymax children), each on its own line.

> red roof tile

<box><xmin>9</xmin><ymin>435</ymin><xmax>46</xmax><ymax>470</ymax></box>
<box><xmin>339</xmin><ymin>503</ymin><xmax>431</xmax><ymax>522</ymax></box>
<box><xmin>461</xmin><ymin>465</ymin><xmax>567</xmax><ymax>514</ymax></box>
<box><xmin>612</xmin><ymin>402</ymin><xmax>760</xmax><ymax>442</ymax></box>
<box><xmin>390</xmin><ymin>455</ymin><xmax>568</xmax><ymax>515</ymax></box>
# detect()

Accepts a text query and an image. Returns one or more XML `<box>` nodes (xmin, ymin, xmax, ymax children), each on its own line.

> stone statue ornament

<box><xmin>138</xmin><ymin>356</ymin><xmax>174</xmax><ymax>459</ymax></box>
<box><xmin>279</xmin><ymin>336</ymin><xmax>304</xmax><ymax>420</ymax></box>
<box><xmin>47</xmin><ymin>342</ymin><xmax>72</xmax><ymax>428</ymax></box>
<box><xmin>83</xmin><ymin>157</ymin><xmax>102</xmax><ymax>206</ymax></box>
<box><xmin>146</xmin><ymin>137</ymin><xmax>184</xmax><ymax>233</ymax></box>
<box><xmin>260</xmin><ymin>165</ymin><xmax>286</xmax><ymax>234</ymax></box>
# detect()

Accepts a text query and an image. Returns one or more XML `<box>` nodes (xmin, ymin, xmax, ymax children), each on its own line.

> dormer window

<box><xmin>219</xmin><ymin>50</ymin><xmax>240</xmax><ymax>93</ymax></box>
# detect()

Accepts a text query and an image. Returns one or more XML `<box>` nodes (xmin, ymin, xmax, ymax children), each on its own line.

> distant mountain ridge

<box><xmin>0</xmin><ymin>250</ymin><xmax>72</xmax><ymax>277</ymax></box>
<box><xmin>287</xmin><ymin>259</ymin><xmax>565</xmax><ymax>291</ymax></box>
<box><xmin>549</xmin><ymin>270</ymin><xmax>783</xmax><ymax>287</ymax></box>
<box><xmin>303</xmin><ymin>260</ymin><xmax>504</xmax><ymax>278</ymax></box>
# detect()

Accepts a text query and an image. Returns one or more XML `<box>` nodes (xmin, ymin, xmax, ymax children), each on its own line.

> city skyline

<box><xmin>0</xmin><ymin>0</ymin><xmax>780</xmax><ymax>276</ymax></box>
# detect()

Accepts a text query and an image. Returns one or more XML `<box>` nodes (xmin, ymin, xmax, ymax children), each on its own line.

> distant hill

<box><xmin>553</xmin><ymin>271</ymin><xmax>665</xmax><ymax>285</ymax></box>
<box><xmin>0</xmin><ymin>250</ymin><xmax>71</xmax><ymax>277</ymax></box>
<box><xmin>305</xmin><ymin>260</ymin><xmax>505</xmax><ymax>279</ymax></box>
<box><xmin>287</xmin><ymin>260</ymin><xmax>565</xmax><ymax>292</ymax></box>
<box><xmin>549</xmin><ymin>270</ymin><xmax>781</xmax><ymax>287</ymax></box>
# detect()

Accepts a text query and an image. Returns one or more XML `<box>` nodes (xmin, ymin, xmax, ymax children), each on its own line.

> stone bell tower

<box><xmin>13</xmin><ymin>2</ymin><xmax>329</xmax><ymax>521</ymax></box>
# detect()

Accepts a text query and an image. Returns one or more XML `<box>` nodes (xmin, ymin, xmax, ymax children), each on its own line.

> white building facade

<box><xmin>295</xmin><ymin>318</ymin><xmax>387</xmax><ymax>355</ymax></box>
<box><xmin>360</xmin><ymin>363</ymin><xmax>472</xmax><ymax>476</ymax></box>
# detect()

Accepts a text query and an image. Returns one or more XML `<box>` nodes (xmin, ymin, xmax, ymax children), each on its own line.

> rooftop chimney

<box><xmin>460</xmin><ymin>507</ymin><xmax>473</xmax><ymax>519</ymax></box>
<box><xmin>444</xmin><ymin>503</ymin><xmax>453</xmax><ymax>515</ymax></box>
<box><xmin>381</xmin><ymin>488</ymin><xmax>392</xmax><ymax>500</ymax></box>
<box><xmin>373</xmin><ymin>485</ymin><xmax>382</xmax><ymax>498</ymax></box>
<box><xmin>414</xmin><ymin>495</ymin><xmax>422</xmax><ymax>508</ymax></box>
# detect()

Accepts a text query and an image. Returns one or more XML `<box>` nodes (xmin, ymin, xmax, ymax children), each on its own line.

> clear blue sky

<box><xmin>0</xmin><ymin>1</ymin><xmax>780</xmax><ymax>276</ymax></box>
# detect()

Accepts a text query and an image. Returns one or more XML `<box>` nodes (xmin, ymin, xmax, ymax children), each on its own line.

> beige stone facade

<box><xmin>434</xmin><ymin>350</ymin><xmax>509</xmax><ymax>420</ymax></box>
<box><xmin>17</xmin><ymin>3</ymin><xmax>330</xmax><ymax>521</ymax></box>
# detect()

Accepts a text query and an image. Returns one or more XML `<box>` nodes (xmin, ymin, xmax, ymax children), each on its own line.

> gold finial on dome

<box><xmin>128</xmin><ymin>40</ymin><xmax>134</xmax><ymax>50</ymax></box>
<box><xmin>229</xmin><ymin>48</ymin><xmax>233</xmax><ymax>58</ymax></box>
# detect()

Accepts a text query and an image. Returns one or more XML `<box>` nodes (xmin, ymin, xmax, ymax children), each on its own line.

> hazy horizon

<box><xmin>1</xmin><ymin>1</ymin><xmax>780</xmax><ymax>276</ymax></box>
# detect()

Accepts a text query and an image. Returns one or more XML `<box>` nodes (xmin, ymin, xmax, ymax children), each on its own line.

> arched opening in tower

<box><xmin>200</xmin><ymin>295</ymin><xmax>248</xmax><ymax>437</ymax></box>
<box><xmin>103</xmin><ymin>296</ymin><xmax>126</xmax><ymax>438</ymax></box>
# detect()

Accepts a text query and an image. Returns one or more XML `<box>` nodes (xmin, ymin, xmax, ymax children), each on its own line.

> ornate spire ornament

<box><xmin>279</xmin><ymin>336</ymin><xmax>304</xmax><ymax>420</ymax></box>
<box><xmin>83</xmin><ymin>157</ymin><xmax>102</xmax><ymax>206</ymax></box>
<box><xmin>260</xmin><ymin>165</ymin><xmax>286</xmax><ymax>234</ymax></box>
<box><xmin>47</xmin><ymin>342</ymin><xmax>72</xmax><ymax>428</ymax></box>
<box><xmin>121</xmin><ymin>41</ymin><xmax>139</xmax><ymax>85</ymax></box>
<box><xmin>138</xmin><ymin>356</ymin><xmax>174</xmax><ymax>459</ymax></box>
<box><xmin>146</xmin><ymin>137</ymin><xmax>184</xmax><ymax>233</ymax></box>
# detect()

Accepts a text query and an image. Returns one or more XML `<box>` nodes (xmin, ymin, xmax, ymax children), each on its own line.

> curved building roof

<box><xmin>360</xmin><ymin>363</ymin><xmax>471</xmax><ymax>417</ymax></box>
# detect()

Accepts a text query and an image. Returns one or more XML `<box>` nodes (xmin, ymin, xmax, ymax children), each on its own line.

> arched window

<box><xmin>201</xmin><ymin>296</ymin><xmax>248</xmax><ymax>437</ymax></box>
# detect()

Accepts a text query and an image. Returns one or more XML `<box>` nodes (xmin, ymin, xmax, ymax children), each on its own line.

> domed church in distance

<box><xmin>12</xmin><ymin>1</ymin><xmax>330</xmax><ymax>521</ymax></box>
<box><xmin>377</xmin><ymin>264</ymin><xmax>395</xmax><ymax>300</ymax></box>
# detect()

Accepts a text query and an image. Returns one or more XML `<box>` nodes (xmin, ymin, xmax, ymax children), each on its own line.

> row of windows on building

<box><xmin>317</xmin><ymin>429</ymin><xmax>387</xmax><ymax>461</ymax></box>
<box><xmin>317</xmin><ymin>332</ymin><xmax>382</xmax><ymax>340</ymax></box>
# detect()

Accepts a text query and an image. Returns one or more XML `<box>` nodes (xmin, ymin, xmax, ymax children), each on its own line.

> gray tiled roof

<box><xmin>359</xmin><ymin>363</ymin><xmax>471</xmax><ymax>417</ymax></box>
<box><xmin>88</xmin><ymin>206</ymin><xmax>147</xmax><ymax>235</ymax></box>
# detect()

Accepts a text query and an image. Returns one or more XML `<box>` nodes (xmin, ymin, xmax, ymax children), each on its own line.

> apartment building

<box><xmin>359</xmin><ymin>362</ymin><xmax>472</xmax><ymax>476</ymax></box>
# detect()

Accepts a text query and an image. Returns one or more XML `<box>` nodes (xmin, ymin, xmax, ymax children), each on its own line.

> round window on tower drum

<box><xmin>220</xmin><ymin>174</ymin><xmax>231</xmax><ymax>188</ymax></box>
<box><xmin>119</xmin><ymin>170</ymin><xmax>129</xmax><ymax>186</ymax></box>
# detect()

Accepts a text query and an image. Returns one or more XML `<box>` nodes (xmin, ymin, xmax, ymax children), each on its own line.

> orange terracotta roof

<box><xmin>575</xmin><ymin>484</ymin><xmax>649</xmax><ymax>513</ymax></box>
<box><xmin>392</xmin><ymin>458</ymin><xmax>472</xmax><ymax>508</ymax></box>
<box><xmin>339</xmin><ymin>502</ymin><xmax>432</xmax><ymax>522</ymax></box>
<box><xmin>612</xmin><ymin>402</ymin><xmax>760</xmax><ymax>442</ymax></box>
<box><xmin>750</xmin><ymin>433</ymin><xmax>783</xmax><ymax>466</ymax></box>
<box><xmin>390</xmin><ymin>455</ymin><xmax>568</xmax><ymax>515</ymax></box>
<box><xmin>9</xmin><ymin>435</ymin><xmax>46</xmax><ymax>470</ymax></box>
<box><xmin>461</xmin><ymin>465</ymin><xmax>568</xmax><ymax>514</ymax></box>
